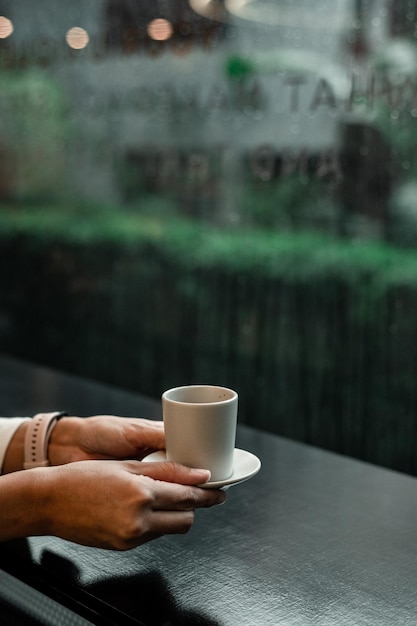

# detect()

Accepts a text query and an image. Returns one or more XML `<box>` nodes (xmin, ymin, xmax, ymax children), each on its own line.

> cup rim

<box><xmin>162</xmin><ymin>384</ymin><xmax>237</xmax><ymax>405</ymax></box>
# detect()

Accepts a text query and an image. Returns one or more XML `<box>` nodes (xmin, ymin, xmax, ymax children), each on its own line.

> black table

<box><xmin>1</xmin><ymin>355</ymin><xmax>417</xmax><ymax>625</ymax></box>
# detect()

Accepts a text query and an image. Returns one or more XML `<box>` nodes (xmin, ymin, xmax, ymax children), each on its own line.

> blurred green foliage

<box><xmin>238</xmin><ymin>175</ymin><xmax>340</xmax><ymax>232</ymax></box>
<box><xmin>1</xmin><ymin>202</ymin><xmax>417</xmax><ymax>474</ymax></box>
<box><xmin>1</xmin><ymin>201</ymin><xmax>417</xmax><ymax>285</ymax></box>
<box><xmin>0</xmin><ymin>71</ymin><xmax>68</xmax><ymax>200</ymax></box>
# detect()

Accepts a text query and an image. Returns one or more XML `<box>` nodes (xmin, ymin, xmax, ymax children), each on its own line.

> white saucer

<box><xmin>142</xmin><ymin>448</ymin><xmax>261</xmax><ymax>489</ymax></box>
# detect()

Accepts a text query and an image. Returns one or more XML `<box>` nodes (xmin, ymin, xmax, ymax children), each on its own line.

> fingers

<box><xmin>71</xmin><ymin>416</ymin><xmax>166</xmax><ymax>462</ymax></box>
<box><xmin>133</xmin><ymin>461</ymin><xmax>226</xmax><ymax>507</ymax></box>
<box><xmin>145</xmin><ymin>510</ymin><xmax>196</xmax><ymax>538</ymax></box>
<box><xmin>128</xmin><ymin>419</ymin><xmax>165</xmax><ymax>436</ymax></box>
<box><xmin>115</xmin><ymin>463</ymin><xmax>226</xmax><ymax>549</ymax></box>
<box><xmin>120</xmin><ymin>510</ymin><xmax>197</xmax><ymax>549</ymax></box>
<box><xmin>133</xmin><ymin>460</ymin><xmax>212</xmax><ymax>486</ymax></box>
<box><xmin>147</xmin><ymin>478</ymin><xmax>227</xmax><ymax>511</ymax></box>
<box><xmin>44</xmin><ymin>459</ymin><xmax>226</xmax><ymax>550</ymax></box>
<box><xmin>129</xmin><ymin>421</ymin><xmax>165</xmax><ymax>456</ymax></box>
<box><xmin>128</xmin><ymin>459</ymin><xmax>226</xmax><ymax>510</ymax></box>
<box><xmin>118</xmin><ymin>418</ymin><xmax>166</xmax><ymax>456</ymax></box>
<box><xmin>131</xmin><ymin>477</ymin><xmax>226</xmax><ymax>547</ymax></box>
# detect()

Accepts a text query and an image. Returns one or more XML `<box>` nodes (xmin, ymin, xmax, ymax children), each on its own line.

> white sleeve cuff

<box><xmin>0</xmin><ymin>417</ymin><xmax>31</xmax><ymax>474</ymax></box>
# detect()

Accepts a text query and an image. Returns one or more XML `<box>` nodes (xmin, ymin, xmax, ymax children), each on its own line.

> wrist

<box><xmin>0</xmin><ymin>468</ymin><xmax>53</xmax><ymax>540</ymax></box>
<box><xmin>23</xmin><ymin>412</ymin><xmax>68</xmax><ymax>469</ymax></box>
<box><xmin>2</xmin><ymin>421</ymin><xmax>30</xmax><ymax>474</ymax></box>
<box><xmin>48</xmin><ymin>416</ymin><xmax>85</xmax><ymax>465</ymax></box>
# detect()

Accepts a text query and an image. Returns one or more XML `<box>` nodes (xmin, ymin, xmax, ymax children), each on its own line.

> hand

<box><xmin>34</xmin><ymin>460</ymin><xmax>225</xmax><ymax>550</ymax></box>
<box><xmin>48</xmin><ymin>415</ymin><xmax>165</xmax><ymax>466</ymax></box>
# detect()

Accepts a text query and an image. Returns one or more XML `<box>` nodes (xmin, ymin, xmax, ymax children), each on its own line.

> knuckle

<box><xmin>178</xmin><ymin>511</ymin><xmax>195</xmax><ymax>534</ymax></box>
<box><xmin>115</xmin><ymin>514</ymin><xmax>150</xmax><ymax>550</ymax></box>
<box><xmin>163</xmin><ymin>461</ymin><xmax>183</xmax><ymax>476</ymax></box>
<box><xmin>179</xmin><ymin>486</ymin><xmax>223</xmax><ymax>510</ymax></box>
<box><xmin>136</xmin><ymin>477</ymin><xmax>156</xmax><ymax>504</ymax></box>
<box><xmin>141</xmin><ymin>489</ymin><xmax>155</xmax><ymax>509</ymax></box>
<box><xmin>113</xmin><ymin>537</ymin><xmax>134</xmax><ymax>551</ymax></box>
<box><xmin>146</xmin><ymin>461</ymin><xmax>181</xmax><ymax>482</ymax></box>
<box><xmin>117</xmin><ymin>518</ymin><xmax>142</xmax><ymax>546</ymax></box>
<box><xmin>111</xmin><ymin>486</ymin><xmax>156</xmax><ymax>549</ymax></box>
<box><xmin>180</xmin><ymin>487</ymin><xmax>199</xmax><ymax>509</ymax></box>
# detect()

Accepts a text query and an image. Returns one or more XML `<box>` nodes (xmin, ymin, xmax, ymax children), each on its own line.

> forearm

<box><xmin>3</xmin><ymin>414</ymin><xmax>166</xmax><ymax>475</ymax></box>
<box><xmin>0</xmin><ymin>469</ymin><xmax>51</xmax><ymax>541</ymax></box>
<box><xmin>0</xmin><ymin>458</ymin><xmax>225</xmax><ymax>549</ymax></box>
<box><xmin>2</xmin><ymin>417</ymin><xmax>85</xmax><ymax>474</ymax></box>
<box><xmin>48</xmin><ymin>417</ymin><xmax>86</xmax><ymax>465</ymax></box>
<box><xmin>2</xmin><ymin>421</ymin><xmax>29</xmax><ymax>474</ymax></box>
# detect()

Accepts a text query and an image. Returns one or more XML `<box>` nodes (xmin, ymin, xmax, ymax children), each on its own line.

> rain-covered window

<box><xmin>1</xmin><ymin>0</ymin><xmax>417</xmax><ymax>474</ymax></box>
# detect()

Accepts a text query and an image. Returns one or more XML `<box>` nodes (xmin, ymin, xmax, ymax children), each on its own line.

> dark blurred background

<box><xmin>1</xmin><ymin>0</ymin><xmax>417</xmax><ymax>475</ymax></box>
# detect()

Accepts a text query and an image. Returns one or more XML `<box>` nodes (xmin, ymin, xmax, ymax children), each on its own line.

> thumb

<box><xmin>137</xmin><ymin>461</ymin><xmax>211</xmax><ymax>485</ymax></box>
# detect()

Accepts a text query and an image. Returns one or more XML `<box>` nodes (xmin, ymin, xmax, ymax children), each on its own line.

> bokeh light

<box><xmin>147</xmin><ymin>19</ymin><xmax>174</xmax><ymax>41</ymax></box>
<box><xmin>0</xmin><ymin>16</ymin><xmax>13</xmax><ymax>39</ymax></box>
<box><xmin>65</xmin><ymin>26</ymin><xmax>89</xmax><ymax>50</ymax></box>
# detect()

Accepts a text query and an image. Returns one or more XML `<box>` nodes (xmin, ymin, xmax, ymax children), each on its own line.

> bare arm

<box><xmin>3</xmin><ymin>415</ymin><xmax>166</xmax><ymax>473</ymax></box>
<box><xmin>2</xmin><ymin>420</ymin><xmax>28</xmax><ymax>474</ymax></box>
<box><xmin>1</xmin><ymin>415</ymin><xmax>226</xmax><ymax>549</ymax></box>
<box><xmin>0</xmin><ymin>460</ymin><xmax>225</xmax><ymax>549</ymax></box>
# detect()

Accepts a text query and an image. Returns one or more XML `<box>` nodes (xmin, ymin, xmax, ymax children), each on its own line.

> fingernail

<box><xmin>217</xmin><ymin>492</ymin><xmax>227</xmax><ymax>505</ymax></box>
<box><xmin>192</xmin><ymin>468</ymin><xmax>211</xmax><ymax>481</ymax></box>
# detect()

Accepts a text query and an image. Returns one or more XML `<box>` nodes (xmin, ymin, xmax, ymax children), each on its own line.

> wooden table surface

<box><xmin>1</xmin><ymin>355</ymin><xmax>417</xmax><ymax>626</ymax></box>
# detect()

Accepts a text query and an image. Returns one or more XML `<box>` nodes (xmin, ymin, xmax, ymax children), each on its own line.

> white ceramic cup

<box><xmin>162</xmin><ymin>385</ymin><xmax>238</xmax><ymax>482</ymax></box>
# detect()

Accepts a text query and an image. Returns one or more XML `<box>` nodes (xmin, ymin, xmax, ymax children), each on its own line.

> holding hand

<box><xmin>0</xmin><ymin>415</ymin><xmax>227</xmax><ymax>549</ymax></box>
<box><xmin>0</xmin><ymin>459</ymin><xmax>225</xmax><ymax>550</ymax></box>
<box><xmin>2</xmin><ymin>414</ymin><xmax>165</xmax><ymax>473</ymax></box>
<box><xmin>48</xmin><ymin>415</ymin><xmax>166</xmax><ymax>465</ymax></box>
